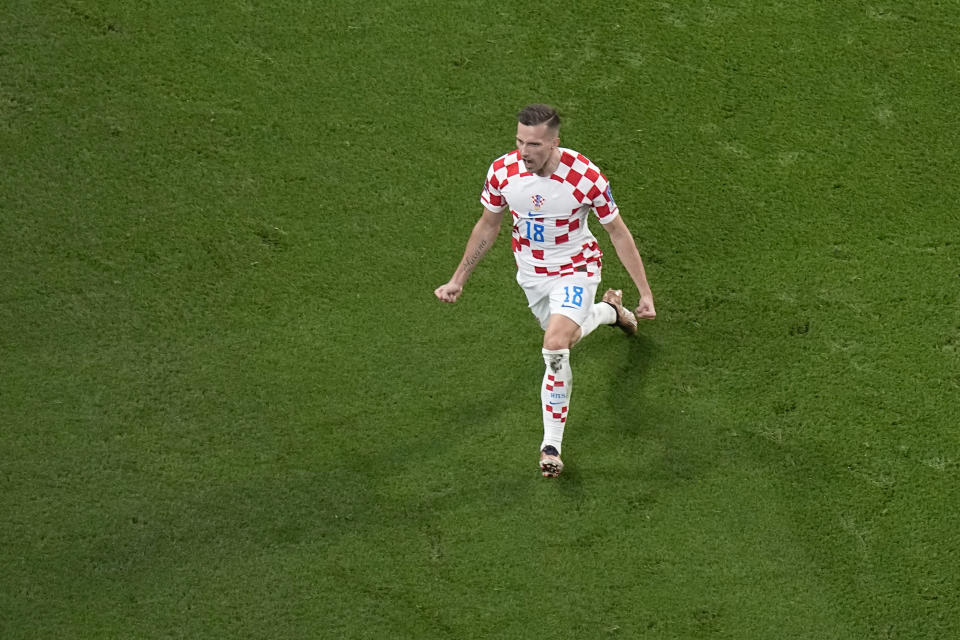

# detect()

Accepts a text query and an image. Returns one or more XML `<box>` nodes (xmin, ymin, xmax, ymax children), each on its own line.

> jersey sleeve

<box><xmin>480</xmin><ymin>162</ymin><xmax>507</xmax><ymax>213</ymax></box>
<box><xmin>592</xmin><ymin>174</ymin><xmax>620</xmax><ymax>224</ymax></box>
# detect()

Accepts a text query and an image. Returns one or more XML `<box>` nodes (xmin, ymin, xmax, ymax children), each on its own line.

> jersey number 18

<box><xmin>524</xmin><ymin>221</ymin><xmax>545</xmax><ymax>242</ymax></box>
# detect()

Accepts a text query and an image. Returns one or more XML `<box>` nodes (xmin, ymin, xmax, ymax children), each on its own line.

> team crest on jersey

<box><xmin>531</xmin><ymin>194</ymin><xmax>546</xmax><ymax>211</ymax></box>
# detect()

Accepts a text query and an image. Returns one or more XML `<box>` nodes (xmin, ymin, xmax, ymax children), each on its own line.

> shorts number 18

<box><xmin>563</xmin><ymin>286</ymin><xmax>584</xmax><ymax>307</ymax></box>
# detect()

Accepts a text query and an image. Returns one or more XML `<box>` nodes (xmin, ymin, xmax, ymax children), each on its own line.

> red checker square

<box><xmin>532</xmin><ymin>249</ymin><xmax>545</xmax><ymax>260</ymax></box>
<box><xmin>565</xmin><ymin>169</ymin><xmax>583</xmax><ymax>185</ymax></box>
<box><xmin>568</xmin><ymin>219</ymin><xmax>580</xmax><ymax>232</ymax></box>
<box><xmin>587</xmin><ymin>185</ymin><xmax>602</xmax><ymax>200</ymax></box>
<box><xmin>506</xmin><ymin>164</ymin><xmax>520</xmax><ymax>177</ymax></box>
<box><xmin>555</xmin><ymin>233</ymin><xmax>569</xmax><ymax>244</ymax></box>
<box><xmin>585</xmin><ymin>167</ymin><xmax>600</xmax><ymax>182</ymax></box>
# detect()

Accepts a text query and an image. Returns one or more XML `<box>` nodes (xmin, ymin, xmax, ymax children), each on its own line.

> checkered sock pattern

<box><xmin>541</xmin><ymin>348</ymin><xmax>571</xmax><ymax>455</ymax></box>
<box><xmin>576</xmin><ymin>302</ymin><xmax>617</xmax><ymax>344</ymax></box>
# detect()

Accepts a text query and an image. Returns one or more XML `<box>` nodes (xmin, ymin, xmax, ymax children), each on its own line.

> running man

<box><xmin>435</xmin><ymin>104</ymin><xmax>656</xmax><ymax>477</ymax></box>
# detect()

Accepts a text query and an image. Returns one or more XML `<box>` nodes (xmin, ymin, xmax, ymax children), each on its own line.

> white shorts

<box><xmin>517</xmin><ymin>272</ymin><xmax>601</xmax><ymax>330</ymax></box>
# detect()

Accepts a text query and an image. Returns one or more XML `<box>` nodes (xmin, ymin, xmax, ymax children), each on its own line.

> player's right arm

<box><xmin>434</xmin><ymin>207</ymin><xmax>503</xmax><ymax>303</ymax></box>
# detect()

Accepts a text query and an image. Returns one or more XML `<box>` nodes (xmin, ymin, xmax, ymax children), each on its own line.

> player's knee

<box><xmin>542</xmin><ymin>332</ymin><xmax>576</xmax><ymax>351</ymax></box>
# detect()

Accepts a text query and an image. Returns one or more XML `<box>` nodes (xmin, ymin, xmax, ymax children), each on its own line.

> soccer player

<box><xmin>434</xmin><ymin>104</ymin><xmax>656</xmax><ymax>477</ymax></box>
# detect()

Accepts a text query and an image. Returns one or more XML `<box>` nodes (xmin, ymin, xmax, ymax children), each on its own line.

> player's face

<box><xmin>516</xmin><ymin>122</ymin><xmax>559</xmax><ymax>176</ymax></box>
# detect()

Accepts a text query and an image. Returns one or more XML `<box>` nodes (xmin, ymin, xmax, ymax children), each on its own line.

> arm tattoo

<box><xmin>463</xmin><ymin>239</ymin><xmax>489</xmax><ymax>272</ymax></box>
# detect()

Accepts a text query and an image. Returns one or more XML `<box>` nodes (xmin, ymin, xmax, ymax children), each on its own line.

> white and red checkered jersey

<box><xmin>480</xmin><ymin>148</ymin><xmax>619</xmax><ymax>279</ymax></box>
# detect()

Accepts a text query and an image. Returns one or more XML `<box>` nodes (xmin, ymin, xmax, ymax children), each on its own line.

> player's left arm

<box><xmin>602</xmin><ymin>215</ymin><xmax>656</xmax><ymax>319</ymax></box>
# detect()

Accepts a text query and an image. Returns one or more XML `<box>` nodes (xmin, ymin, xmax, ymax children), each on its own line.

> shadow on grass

<box><xmin>608</xmin><ymin>331</ymin><xmax>660</xmax><ymax>432</ymax></box>
<box><xmin>601</xmin><ymin>330</ymin><xmax>722</xmax><ymax>491</ymax></box>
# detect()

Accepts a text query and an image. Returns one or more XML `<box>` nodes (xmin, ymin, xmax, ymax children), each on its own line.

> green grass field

<box><xmin>3</xmin><ymin>1</ymin><xmax>959</xmax><ymax>638</ymax></box>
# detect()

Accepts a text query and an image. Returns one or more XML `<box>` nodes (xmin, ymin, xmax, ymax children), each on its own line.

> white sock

<box><xmin>541</xmin><ymin>348</ymin><xmax>571</xmax><ymax>454</ymax></box>
<box><xmin>576</xmin><ymin>302</ymin><xmax>617</xmax><ymax>343</ymax></box>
